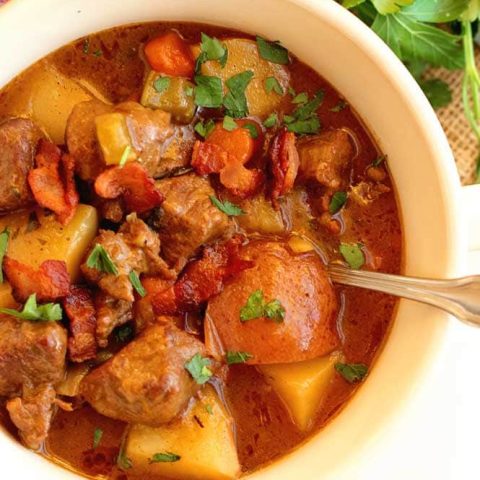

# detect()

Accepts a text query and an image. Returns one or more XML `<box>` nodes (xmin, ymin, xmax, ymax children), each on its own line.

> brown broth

<box><xmin>0</xmin><ymin>21</ymin><xmax>402</xmax><ymax>479</ymax></box>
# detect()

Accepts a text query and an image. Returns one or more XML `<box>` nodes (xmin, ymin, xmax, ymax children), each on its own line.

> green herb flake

<box><xmin>194</xmin><ymin>75</ymin><xmax>224</xmax><ymax>108</ymax></box>
<box><xmin>335</xmin><ymin>362</ymin><xmax>368</xmax><ymax>383</ymax></box>
<box><xmin>286</xmin><ymin>117</ymin><xmax>321</xmax><ymax>135</ymax></box>
<box><xmin>117</xmin><ymin>449</ymin><xmax>133</xmax><ymax>470</ymax></box>
<box><xmin>205</xmin><ymin>404</ymin><xmax>214</xmax><ymax>415</ymax></box>
<box><xmin>330</xmin><ymin>100</ymin><xmax>348</xmax><ymax>112</ymax></box>
<box><xmin>194</xmin><ymin>118</ymin><xmax>216</xmax><ymax>139</ymax></box>
<box><xmin>185</xmin><ymin>353</ymin><xmax>213</xmax><ymax>384</ymax></box>
<box><xmin>196</xmin><ymin>33</ymin><xmax>228</xmax><ymax>73</ymax></box>
<box><xmin>0</xmin><ymin>294</ymin><xmax>63</xmax><ymax>322</ymax></box>
<box><xmin>292</xmin><ymin>90</ymin><xmax>325</xmax><ymax>120</ymax></box>
<box><xmin>153</xmin><ymin>76</ymin><xmax>171</xmax><ymax>94</ymax></box>
<box><xmin>184</xmin><ymin>85</ymin><xmax>194</xmax><ymax>97</ymax></box>
<box><xmin>265</xmin><ymin>76</ymin><xmax>284</xmax><ymax>95</ymax></box>
<box><xmin>119</xmin><ymin>145</ymin><xmax>132</xmax><ymax>168</ymax></box>
<box><xmin>285</xmin><ymin>90</ymin><xmax>324</xmax><ymax>135</ymax></box>
<box><xmin>93</xmin><ymin>427</ymin><xmax>103</xmax><ymax>449</ymax></box>
<box><xmin>240</xmin><ymin>290</ymin><xmax>285</xmax><ymax>323</ymax></box>
<box><xmin>210</xmin><ymin>196</ymin><xmax>245</xmax><ymax>216</ymax></box>
<box><xmin>256</xmin><ymin>36</ymin><xmax>290</xmax><ymax>65</ymax></box>
<box><xmin>115</xmin><ymin>323</ymin><xmax>134</xmax><ymax>343</ymax></box>
<box><xmin>292</xmin><ymin>92</ymin><xmax>308</xmax><ymax>104</ymax></box>
<box><xmin>264</xmin><ymin>299</ymin><xmax>285</xmax><ymax>323</ymax></box>
<box><xmin>288</xmin><ymin>86</ymin><xmax>296</xmax><ymax>97</ymax></box>
<box><xmin>93</xmin><ymin>49</ymin><xmax>103</xmax><ymax>57</ymax></box>
<box><xmin>222</xmin><ymin>115</ymin><xmax>238</xmax><ymax>131</ymax></box>
<box><xmin>0</xmin><ymin>228</ymin><xmax>9</xmax><ymax>283</ymax></box>
<box><xmin>226</xmin><ymin>351</ymin><xmax>254</xmax><ymax>365</ymax></box>
<box><xmin>86</xmin><ymin>244</ymin><xmax>119</xmax><ymax>275</ymax></box>
<box><xmin>242</xmin><ymin>123</ymin><xmax>259</xmax><ymax>139</ymax></box>
<box><xmin>223</xmin><ymin>70</ymin><xmax>254</xmax><ymax>118</ymax></box>
<box><xmin>129</xmin><ymin>271</ymin><xmax>146</xmax><ymax>297</ymax></box>
<box><xmin>329</xmin><ymin>191</ymin><xmax>348</xmax><ymax>214</ymax></box>
<box><xmin>372</xmin><ymin>155</ymin><xmax>386</xmax><ymax>167</ymax></box>
<box><xmin>150</xmin><ymin>452</ymin><xmax>181</xmax><ymax>463</ymax></box>
<box><xmin>339</xmin><ymin>243</ymin><xmax>365</xmax><ymax>270</ymax></box>
<box><xmin>263</xmin><ymin>113</ymin><xmax>278</xmax><ymax>128</ymax></box>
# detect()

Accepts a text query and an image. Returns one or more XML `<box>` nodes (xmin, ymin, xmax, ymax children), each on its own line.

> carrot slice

<box><xmin>206</xmin><ymin>122</ymin><xmax>255</xmax><ymax>165</ymax></box>
<box><xmin>144</xmin><ymin>31</ymin><xmax>195</xmax><ymax>77</ymax></box>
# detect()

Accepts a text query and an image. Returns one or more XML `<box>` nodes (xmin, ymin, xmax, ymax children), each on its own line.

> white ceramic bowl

<box><xmin>0</xmin><ymin>0</ymin><xmax>478</xmax><ymax>478</ymax></box>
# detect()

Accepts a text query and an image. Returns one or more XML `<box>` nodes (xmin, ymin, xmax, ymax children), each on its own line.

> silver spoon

<box><xmin>328</xmin><ymin>264</ymin><xmax>480</xmax><ymax>327</ymax></box>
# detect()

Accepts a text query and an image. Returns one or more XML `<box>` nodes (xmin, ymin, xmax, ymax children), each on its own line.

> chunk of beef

<box><xmin>6</xmin><ymin>385</ymin><xmax>56</xmax><ymax>450</ymax></box>
<box><xmin>155</xmin><ymin>174</ymin><xmax>232</xmax><ymax>269</ymax></box>
<box><xmin>0</xmin><ymin>118</ymin><xmax>43</xmax><ymax>214</ymax></box>
<box><xmin>297</xmin><ymin>129</ymin><xmax>354</xmax><ymax>189</ymax></box>
<box><xmin>81</xmin><ymin>324</ymin><xmax>213</xmax><ymax>425</ymax></box>
<box><xmin>66</xmin><ymin>100</ymin><xmax>176</xmax><ymax>181</ymax></box>
<box><xmin>206</xmin><ymin>241</ymin><xmax>339</xmax><ymax>364</ymax></box>
<box><xmin>0</xmin><ymin>316</ymin><xmax>67</xmax><ymax>397</ymax></box>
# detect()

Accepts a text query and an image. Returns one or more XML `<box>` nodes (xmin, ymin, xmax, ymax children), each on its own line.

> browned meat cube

<box><xmin>297</xmin><ymin>129</ymin><xmax>354</xmax><ymax>189</ymax></box>
<box><xmin>81</xmin><ymin>324</ymin><xmax>212</xmax><ymax>426</ymax></box>
<box><xmin>0</xmin><ymin>118</ymin><xmax>43</xmax><ymax>214</ymax></box>
<box><xmin>0</xmin><ymin>316</ymin><xmax>67</xmax><ymax>397</ymax></box>
<box><xmin>156</xmin><ymin>174</ymin><xmax>232</xmax><ymax>269</ymax></box>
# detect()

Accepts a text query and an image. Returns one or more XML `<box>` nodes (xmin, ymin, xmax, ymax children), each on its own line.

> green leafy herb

<box><xmin>194</xmin><ymin>118</ymin><xmax>216</xmax><ymax>139</ymax></box>
<box><xmin>265</xmin><ymin>76</ymin><xmax>284</xmax><ymax>95</ymax></box>
<box><xmin>194</xmin><ymin>75</ymin><xmax>224</xmax><ymax>108</ymax></box>
<box><xmin>292</xmin><ymin>92</ymin><xmax>308</xmax><ymax>104</ymax></box>
<box><xmin>242</xmin><ymin>123</ymin><xmax>259</xmax><ymax>139</ymax></box>
<box><xmin>153</xmin><ymin>76</ymin><xmax>171</xmax><ymax>94</ymax></box>
<box><xmin>205</xmin><ymin>404</ymin><xmax>214</xmax><ymax>415</ymax></box>
<box><xmin>335</xmin><ymin>362</ymin><xmax>368</xmax><ymax>383</ymax></box>
<box><xmin>292</xmin><ymin>90</ymin><xmax>325</xmax><ymax>120</ymax></box>
<box><xmin>117</xmin><ymin>449</ymin><xmax>133</xmax><ymax>470</ymax></box>
<box><xmin>370</xmin><ymin>0</ymin><xmax>414</xmax><ymax>15</ymax></box>
<box><xmin>285</xmin><ymin>117</ymin><xmax>321</xmax><ymax>134</ymax></box>
<box><xmin>0</xmin><ymin>228</ymin><xmax>9</xmax><ymax>283</ymax></box>
<box><xmin>339</xmin><ymin>243</ymin><xmax>365</xmax><ymax>270</ymax></box>
<box><xmin>419</xmin><ymin>78</ymin><xmax>452</xmax><ymax>109</ymax></box>
<box><xmin>185</xmin><ymin>353</ymin><xmax>213</xmax><ymax>384</ymax></box>
<box><xmin>240</xmin><ymin>290</ymin><xmax>285</xmax><ymax>323</ymax></box>
<box><xmin>210</xmin><ymin>196</ymin><xmax>245</xmax><ymax>216</ymax></box>
<box><xmin>93</xmin><ymin>49</ymin><xmax>103</xmax><ymax>57</ymax></box>
<box><xmin>256</xmin><ymin>36</ymin><xmax>289</xmax><ymax>65</ymax></box>
<box><xmin>129</xmin><ymin>271</ymin><xmax>146</xmax><ymax>297</ymax></box>
<box><xmin>223</xmin><ymin>70</ymin><xmax>254</xmax><ymax>117</ymax></box>
<box><xmin>330</xmin><ymin>100</ymin><xmax>348</xmax><ymax>112</ymax></box>
<box><xmin>119</xmin><ymin>145</ymin><xmax>131</xmax><ymax>168</ymax></box>
<box><xmin>329</xmin><ymin>191</ymin><xmax>348</xmax><ymax>214</ymax></box>
<box><xmin>150</xmin><ymin>452</ymin><xmax>181</xmax><ymax>463</ymax></box>
<box><xmin>196</xmin><ymin>33</ymin><xmax>228</xmax><ymax>73</ymax></box>
<box><xmin>263</xmin><ymin>112</ymin><xmax>278</xmax><ymax>128</ymax></box>
<box><xmin>285</xmin><ymin>90</ymin><xmax>324</xmax><ymax>135</ymax></box>
<box><xmin>115</xmin><ymin>323</ymin><xmax>134</xmax><ymax>343</ymax></box>
<box><xmin>93</xmin><ymin>428</ymin><xmax>103</xmax><ymax>449</ymax></box>
<box><xmin>0</xmin><ymin>294</ymin><xmax>63</xmax><ymax>322</ymax></box>
<box><xmin>372</xmin><ymin>155</ymin><xmax>386</xmax><ymax>167</ymax></box>
<box><xmin>402</xmin><ymin>0</ymin><xmax>470</xmax><ymax>23</ymax></box>
<box><xmin>86</xmin><ymin>244</ymin><xmax>118</xmax><ymax>275</ymax></box>
<box><xmin>226</xmin><ymin>351</ymin><xmax>254</xmax><ymax>365</ymax></box>
<box><xmin>222</xmin><ymin>115</ymin><xmax>238</xmax><ymax>131</ymax></box>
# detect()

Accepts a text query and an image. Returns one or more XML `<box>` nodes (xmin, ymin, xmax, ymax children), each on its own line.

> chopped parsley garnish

<box><xmin>153</xmin><ymin>76</ymin><xmax>171</xmax><ymax>93</ymax></box>
<box><xmin>222</xmin><ymin>115</ymin><xmax>238</xmax><ymax>131</ymax></box>
<box><xmin>185</xmin><ymin>353</ymin><xmax>213</xmax><ymax>384</ymax></box>
<box><xmin>265</xmin><ymin>76</ymin><xmax>284</xmax><ymax>95</ymax></box>
<box><xmin>242</xmin><ymin>123</ymin><xmax>259</xmax><ymax>139</ymax></box>
<box><xmin>329</xmin><ymin>191</ymin><xmax>347</xmax><ymax>214</ymax></box>
<box><xmin>119</xmin><ymin>145</ymin><xmax>132</xmax><ymax>168</ymax></box>
<box><xmin>339</xmin><ymin>243</ymin><xmax>365</xmax><ymax>269</ymax></box>
<box><xmin>150</xmin><ymin>452</ymin><xmax>181</xmax><ymax>463</ymax></box>
<box><xmin>210</xmin><ymin>196</ymin><xmax>245</xmax><ymax>216</ymax></box>
<box><xmin>93</xmin><ymin>427</ymin><xmax>103</xmax><ymax>449</ymax></box>
<box><xmin>226</xmin><ymin>351</ymin><xmax>254</xmax><ymax>365</ymax></box>
<box><xmin>223</xmin><ymin>70</ymin><xmax>254</xmax><ymax>118</ymax></box>
<box><xmin>335</xmin><ymin>362</ymin><xmax>368</xmax><ymax>383</ymax></box>
<box><xmin>184</xmin><ymin>85</ymin><xmax>194</xmax><ymax>97</ymax></box>
<box><xmin>0</xmin><ymin>294</ymin><xmax>63</xmax><ymax>322</ymax></box>
<box><xmin>285</xmin><ymin>117</ymin><xmax>321</xmax><ymax>134</ymax></box>
<box><xmin>205</xmin><ymin>404</ymin><xmax>214</xmax><ymax>415</ymax></box>
<box><xmin>372</xmin><ymin>155</ymin><xmax>387</xmax><ymax>167</ymax></box>
<box><xmin>240</xmin><ymin>290</ymin><xmax>285</xmax><ymax>323</ymax></box>
<box><xmin>256</xmin><ymin>36</ymin><xmax>290</xmax><ymax>65</ymax></box>
<box><xmin>263</xmin><ymin>113</ymin><xmax>278</xmax><ymax>128</ymax></box>
<box><xmin>129</xmin><ymin>271</ymin><xmax>146</xmax><ymax>297</ymax></box>
<box><xmin>284</xmin><ymin>90</ymin><xmax>324</xmax><ymax>134</ymax></box>
<box><xmin>194</xmin><ymin>118</ymin><xmax>216</xmax><ymax>139</ymax></box>
<box><xmin>0</xmin><ymin>228</ymin><xmax>9</xmax><ymax>283</ymax></box>
<box><xmin>292</xmin><ymin>92</ymin><xmax>308</xmax><ymax>104</ymax></box>
<box><xmin>86</xmin><ymin>244</ymin><xmax>118</xmax><ymax>275</ymax></box>
<box><xmin>195</xmin><ymin>32</ymin><xmax>228</xmax><ymax>73</ymax></box>
<box><xmin>117</xmin><ymin>449</ymin><xmax>133</xmax><ymax>470</ymax></box>
<box><xmin>330</xmin><ymin>100</ymin><xmax>348</xmax><ymax>112</ymax></box>
<box><xmin>194</xmin><ymin>75</ymin><xmax>224</xmax><ymax>108</ymax></box>
<box><xmin>115</xmin><ymin>323</ymin><xmax>134</xmax><ymax>343</ymax></box>
<box><xmin>93</xmin><ymin>49</ymin><xmax>103</xmax><ymax>57</ymax></box>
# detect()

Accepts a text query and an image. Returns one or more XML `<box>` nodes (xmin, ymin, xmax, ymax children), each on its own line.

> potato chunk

<box><xmin>193</xmin><ymin>38</ymin><xmax>290</xmax><ymax>118</ymax></box>
<box><xmin>237</xmin><ymin>195</ymin><xmax>285</xmax><ymax>234</ymax></box>
<box><xmin>259</xmin><ymin>352</ymin><xmax>342</xmax><ymax>431</ymax></box>
<box><xmin>123</xmin><ymin>386</ymin><xmax>240</xmax><ymax>480</ymax></box>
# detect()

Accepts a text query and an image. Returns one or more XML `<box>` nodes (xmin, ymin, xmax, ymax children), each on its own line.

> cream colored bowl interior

<box><xmin>0</xmin><ymin>0</ymin><xmax>463</xmax><ymax>479</ymax></box>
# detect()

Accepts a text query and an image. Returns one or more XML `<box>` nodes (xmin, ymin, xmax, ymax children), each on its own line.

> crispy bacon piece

<box><xmin>94</xmin><ymin>162</ymin><xmax>164</xmax><ymax>214</ymax></box>
<box><xmin>269</xmin><ymin>128</ymin><xmax>299</xmax><ymax>208</ymax></box>
<box><xmin>3</xmin><ymin>257</ymin><xmax>70</xmax><ymax>303</ymax></box>
<box><xmin>28</xmin><ymin>139</ymin><xmax>79</xmax><ymax>225</ymax></box>
<box><xmin>153</xmin><ymin>236</ymin><xmax>253</xmax><ymax>315</ymax></box>
<box><xmin>62</xmin><ymin>286</ymin><xmax>97</xmax><ymax>363</ymax></box>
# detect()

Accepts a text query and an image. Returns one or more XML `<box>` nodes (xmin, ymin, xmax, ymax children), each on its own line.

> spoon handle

<box><xmin>328</xmin><ymin>264</ymin><xmax>480</xmax><ymax>327</ymax></box>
